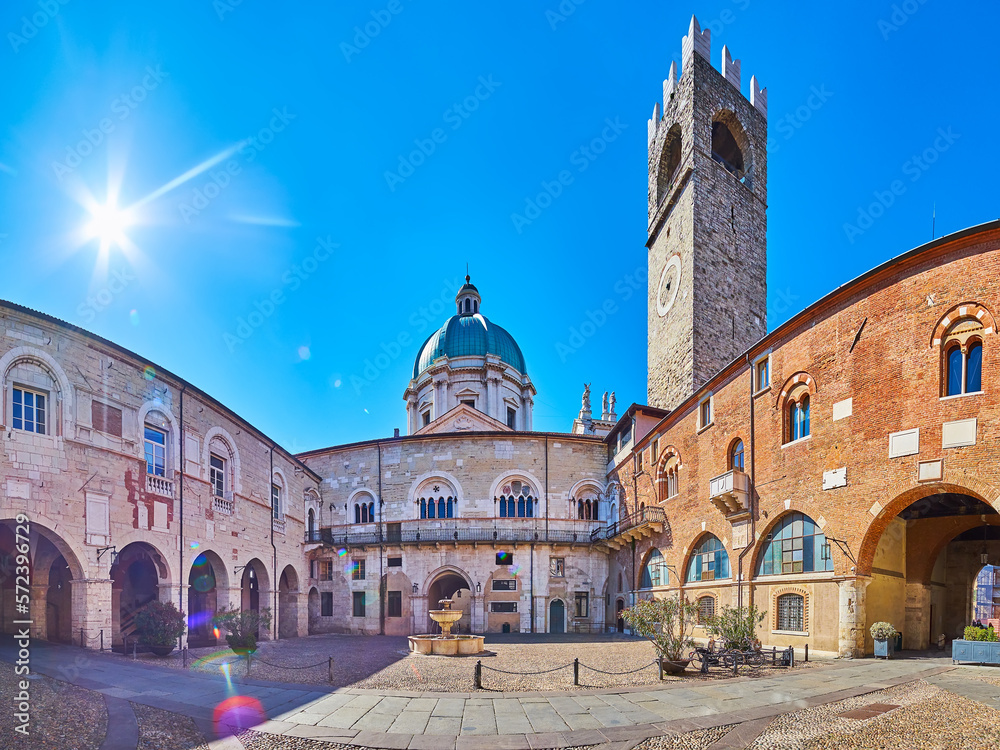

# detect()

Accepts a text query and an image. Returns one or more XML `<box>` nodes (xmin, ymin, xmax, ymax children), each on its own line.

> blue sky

<box><xmin>0</xmin><ymin>0</ymin><xmax>994</xmax><ymax>452</ymax></box>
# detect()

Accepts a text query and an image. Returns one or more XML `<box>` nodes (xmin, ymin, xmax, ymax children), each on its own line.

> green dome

<box><xmin>413</xmin><ymin>314</ymin><xmax>526</xmax><ymax>379</ymax></box>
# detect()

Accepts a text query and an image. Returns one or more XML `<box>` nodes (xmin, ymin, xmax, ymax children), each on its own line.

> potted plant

<box><xmin>212</xmin><ymin>606</ymin><xmax>272</xmax><ymax>655</ymax></box>
<box><xmin>133</xmin><ymin>600</ymin><xmax>186</xmax><ymax>656</ymax></box>
<box><xmin>705</xmin><ymin>603</ymin><xmax>766</xmax><ymax>652</ymax></box>
<box><xmin>621</xmin><ymin>595</ymin><xmax>698</xmax><ymax>674</ymax></box>
<box><xmin>870</xmin><ymin>622</ymin><xmax>897</xmax><ymax>658</ymax></box>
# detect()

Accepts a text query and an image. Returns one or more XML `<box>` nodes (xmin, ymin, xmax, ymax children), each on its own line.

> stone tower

<box><xmin>646</xmin><ymin>16</ymin><xmax>768</xmax><ymax>411</ymax></box>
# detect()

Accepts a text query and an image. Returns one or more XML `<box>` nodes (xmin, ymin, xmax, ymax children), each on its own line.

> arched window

<box><xmin>777</xmin><ymin>593</ymin><xmax>804</xmax><ymax>631</ymax></box>
<box><xmin>416</xmin><ymin>478</ymin><xmax>459</xmax><ymax>520</ymax></box>
<box><xmin>697</xmin><ymin>596</ymin><xmax>715</xmax><ymax>625</ymax></box>
<box><xmin>945</xmin><ymin>334</ymin><xmax>984</xmax><ymax>397</ymax></box>
<box><xmin>685</xmin><ymin>535</ymin><xmax>730</xmax><ymax>582</ymax></box>
<box><xmin>711</xmin><ymin>116</ymin><xmax>749</xmax><ymax>184</ymax></box>
<box><xmin>354</xmin><ymin>495</ymin><xmax>376</xmax><ymax>523</ymax></box>
<box><xmin>787</xmin><ymin>394</ymin><xmax>810</xmax><ymax>443</ymax></box>
<box><xmin>464</xmin><ymin>298</ymin><xmax>471</xmax><ymax>313</ymax></box>
<box><xmin>497</xmin><ymin>480</ymin><xmax>534</xmax><ymax>518</ymax></box>
<box><xmin>656</xmin><ymin>449</ymin><xmax>681</xmax><ymax>502</ymax></box>
<box><xmin>756</xmin><ymin>513</ymin><xmax>834</xmax><ymax>576</ymax></box>
<box><xmin>656</xmin><ymin>124</ymin><xmax>683</xmax><ymax>200</ymax></box>
<box><xmin>307</xmin><ymin>509</ymin><xmax>315</xmax><ymax>539</ymax></box>
<box><xmin>640</xmin><ymin>548</ymin><xmax>667</xmax><ymax>588</ymax></box>
<box><xmin>730</xmin><ymin>439</ymin><xmax>745</xmax><ymax>472</ymax></box>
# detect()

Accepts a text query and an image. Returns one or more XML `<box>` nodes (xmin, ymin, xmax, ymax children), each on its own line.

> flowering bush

<box><xmin>706</xmin><ymin>604</ymin><xmax>766</xmax><ymax>651</ymax></box>
<box><xmin>870</xmin><ymin>621</ymin><xmax>897</xmax><ymax>640</ymax></box>
<box><xmin>964</xmin><ymin>625</ymin><xmax>999</xmax><ymax>642</ymax></box>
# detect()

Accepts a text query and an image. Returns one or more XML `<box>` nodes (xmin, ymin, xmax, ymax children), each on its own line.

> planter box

<box><xmin>952</xmin><ymin>639</ymin><xmax>1000</xmax><ymax>665</ymax></box>
<box><xmin>873</xmin><ymin>637</ymin><xmax>895</xmax><ymax>659</ymax></box>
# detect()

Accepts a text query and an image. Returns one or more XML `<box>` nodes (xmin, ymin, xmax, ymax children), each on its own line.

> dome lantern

<box><xmin>455</xmin><ymin>274</ymin><xmax>481</xmax><ymax>316</ymax></box>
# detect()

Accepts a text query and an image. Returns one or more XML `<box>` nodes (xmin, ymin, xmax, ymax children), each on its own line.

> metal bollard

<box><xmin>182</xmin><ymin>646</ymin><xmax>188</xmax><ymax>668</ymax></box>
<box><xmin>789</xmin><ymin>646</ymin><xmax>795</xmax><ymax>668</ymax></box>
<box><xmin>132</xmin><ymin>639</ymin><xmax>137</xmax><ymax>661</ymax></box>
<box><xmin>246</xmin><ymin>652</ymin><xmax>252</xmax><ymax>677</ymax></box>
<box><xmin>474</xmin><ymin>660</ymin><xmax>482</xmax><ymax>689</ymax></box>
<box><xmin>573</xmin><ymin>658</ymin><xmax>579</xmax><ymax>686</ymax></box>
<box><xmin>805</xmin><ymin>643</ymin><xmax>809</xmax><ymax>663</ymax></box>
<box><xmin>100</xmin><ymin>630</ymin><xmax>104</xmax><ymax>652</ymax></box>
<box><xmin>328</xmin><ymin>656</ymin><xmax>334</xmax><ymax>684</ymax></box>
<box><xmin>80</xmin><ymin>628</ymin><xmax>85</xmax><ymax>648</ymax></box>
<box><xmin>658</xmin><ymin>659</ymin><xmax>663</xmax><ymax>680</ymax></box>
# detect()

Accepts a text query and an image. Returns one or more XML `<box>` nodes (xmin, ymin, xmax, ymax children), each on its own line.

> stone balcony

<box><xmin>591</xmin><ymin>507</ymin><xmax>666</xmax><ymax>550</ymax></box>
<box><xmin>212</xmin><ymin>492</ymin><xmax>235</xmax><ymax>515</ymax></box>
<box><xmin>145</xmin><ymin>473</ymin><xmax>174</xmax><ymax>498</ymax></box>
<box><xmin>709</xmin><ymin>469</ymin><xmax>750</xmax><ymax>517</ymax></box>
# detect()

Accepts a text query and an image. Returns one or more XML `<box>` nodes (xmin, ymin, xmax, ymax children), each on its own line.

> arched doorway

<box><xmin>425</xmin><ymin>569</ymin><xmax>473</xmax><ymax>634</ymax></box>
<box><xmin>550</xmin><ymin>599</ymin><xmax>565</xmax><ymax>634</ymax></box>
<box><xmin>616</xmin><ymin>599</ymin><xmax>625</xmax><ymax>633</ymax></box>
<box><xmin>278</xmin><ymin>565</ymin><xmax>299</xmax><ymax>638</ymax></box>
<box><xmin>0</xmin><ymin>519</ymin><xmax>87</xmax><ymax>644</ymax></box>
<box><xmin>241</xmin><ymin>558</ymin><xmax>271</xmax><ymax>639</ymax></box>
<box><xmin>188</xmin><ymin>550</ymin><xmax>229</xmax><ymax>647</ymax></box>
<box><xmin>861</xmin><ymin>487</ymin><xmax>1000</xmax><ymax>652</ymax></box>
<box><xmin>307</xmin><ymin>587</ymin><xmax>320</xmax><ymax>634</ymax></box>
<box><xmin>110</xmin><ymin>542</ymin><xmax>171</xmax><ymax>649</ymax></box>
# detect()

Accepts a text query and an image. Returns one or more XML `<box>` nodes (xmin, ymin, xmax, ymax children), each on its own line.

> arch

<box><xmin>306</xmin><ymin>508</ymin><xmax>317</xmax><ymax>541</ymax></box>
<box><xmin>350</xmin><ymin>488</ymin><xmax>378</xmax><ymax>524</ymax></box>
<box><xmin>187</xmin><ymin>549</ymin><xmax>229</xmax><ymax>646</ymax></box>
<box><xmin>0</xmin><ymin>515</ymin><xmax>86</xmax><ymax>580</ymax></box>
<box><xmin>930</xmin><ymin>302</ymin><xmax>997</xmax><ymax>347</ymax></box>
<box><xmin>409</xmin><ymin>472</ymin><xmax>463</xmax><ymax>519</ymax></box>
<box><xmin>858</xmin><ymin>479</ymin><xmax>1000</xmax><ymax>576</ymax></box>
<box><xmin>654</xmin><ymin>446</ymin><xmax>682</xmax><ymax>502</ymax></box>
<box><xmin>423</xmin><ymin>564</ymin><xmax>474</xmax><ymax>595</ymax></box>
<box><xmin>489</xmin><ymin>470</ymin><xmax>545</xmax><ymax>508</ymax></box>
<box><xmin>684</xmin><ymin>533</ymin><xmax>731</xmax><ymax>582</ymax></box>
<box><xmin>278</xmin><ymin>564</ymin><xmax>300</xmax><ymax>638</ymax></box>
<box><xmin>549</xmin><ymin>598</ymin><xmax>566</xmax><ymax>634</ymax></box>
<box><xmin>728</xmin><ymin>438</ymin><xmax>745</xmax><ymax>472</ymax></box>
<box><xmin>777</xmin><ymin>372</ymin><xmax>815</xmax><ymax>444</ymax></box>
<box><xmin>775</xmin><ymin>371</ymin><xmax>817</xmax><ymax>408</ymax></box>
<box><xmin>639</xmin><ymin>547</ymin><xmax>668</xmax><ymax>589</ymax></box>
<box><xmin>137</xmin><ymin>400</ymin><xmax>180</xmax><ymax>474</ymax></box>
<box><xmin>0</xmin><ymin>345</ymin><xmax>75</xmax><ymax>436</ymax></box>
<box><xmin>424</xmin><ymin>565</ymin><xmax>474</xmax><ymax>633</ymax></box>
<box><xmin>110</xmin><ymin>540</ymin><xmax>173</xmax><ymax>647</ymax></box>
<box><xmin>570</xmin><ymin>478</ymin><xmax>603</xmax><ymax>521</ymax></box>
<box><xmin>307</xmin><ymin>586</ymin><xmax>320</xmax><ymax>635</ymax></box>
<box><xmin>491</xmin><ymin>472</ymin><xmax>541</xmax><ymax>519</ymax></box>
<box><xmin>710</xmin><ymin>109</ymin><xmax>752</xmax><ymax>184</ymax></box>
<box><xmin>241</xmin><ymin>557</ymin><xmax>272</xmax><ymax>635</ymax></box>
<box><xmin>656</xmin><ymin>123</ymin><xmax>683</xmax><ymax>199</ymax></box>
<box><xmin>202</xmin><ymin>426</ymin><xmax>242</xmax><ymax>497</ymax></box>
<box><xmin>752</xmin><ymin>512</ymin><xmax>834</xmax><ymax>577</ymax></box>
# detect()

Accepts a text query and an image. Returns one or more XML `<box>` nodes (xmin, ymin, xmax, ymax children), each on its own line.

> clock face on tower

<box><xmin>656</xmin><ymin>255</ymin><xmax>682</xmax><ymax>317</ymax></box>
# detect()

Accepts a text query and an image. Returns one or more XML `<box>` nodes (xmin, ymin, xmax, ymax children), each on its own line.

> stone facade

<box><xmin>0</xmin><ymin>303</ymin><xmax>318</xmax><ymax>649</ymax></box>
<box><xmin>646</xmin><ymin>17</ymin><xmax>768</xmax><ymax>412</ymax></box>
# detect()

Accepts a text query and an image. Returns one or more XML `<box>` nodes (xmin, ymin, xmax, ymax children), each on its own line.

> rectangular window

<box><xmin>422</xmin><ymin>411</ymin><xmax>431</xmax><ymax>426</ymax></box>
<box><xmin>388</xmin><ymin>556</ymin><xmax>403</xmax><ymax>568</ymax></box>
<box><xmin>352</xmin><ymin>559</ymin><xmax>365</xmax><ymax>580</ymax></box>
<box><xmin>550</xmin><ymin>557</ymin><xmax>565</xmax><ymax>577</ymax></box>
<box><xmin>309</xmin><ymin>559</ymin><xmax>317</xmax><ymax>579</ymax></box>
<box><xmin>496</xmin><ymin>551</ymin><xmax>513</xmax><ymax>566</ymax></box>
<box><xmin>321</xmin><ymin>592</ymin><xmax>334</xmax><ymax>617</ymax></box>
<box><xmin>777</xmin><ymin>594</ymin><xmax>804</xmax><ymax>631</ymax></box>
<box><xmin>699</xmin><ymin>398</ymin><xmax>712</xmax><ymax>428</ymax></box>
<box><xmin>12</xmin><ymin>387</ymin><xmax>46</xmax><ymax>434</ymax></box>
<box><xmin>144</xmin><ymin>426</ymin><xmax>166</xmax><ymax>476</ymax></box>
<box><xmin>387</xmin><ymin>590</ymin><xmax>402</xmax><ymax>618</ymax></box>
<box><xmin>507</xmin><ymin>407</ymin><xmax>516</xmax><ymax>429</ymax></box>
<box><xmin>92</xmin><ymin>400</ymin><xmax>123</xmax><ymax>437</ymax></box>
<box><xmin>491</xmin><ymin>601</ymin><xmax>517</xmax><ymax>613</ymax></box>
<box><xmin>574</xmin><ymin>592</ymin><xmax>589</xmax><ymax>618</ymax></box>
<box><xmin>209</xmin><ymin>454</ymin><xmax>226</xmax><ymax>497</ymax></box>
<box><xmin>319</xmin><ymin>560</ymin><xmax>333</xmax><ymax>581</ymax></box>
<box><xmin>755</xmin><ymin>357</ymin><xmax>770</xmax><ymax>391</ymax></box>
<box><xmin>651</xmin><ymin>439</ymin><xmax>658</xmax><ymax>466</ymax></box>
<box><xmin>352</xmin><ymin>591</ymin><xmax>365</xmax><ymax>618</ymax></box>
<box><xmin>461</xmin><ymin>399</ymin><xmax>475</xmax><ymax>408</ymax></box>
<box><xmin>492</xmin><ymin>579</ymin><xmax>516</xmax><ymax>591</ymax></box>
<box><xmin>271</xmin><ymin>483</ymin><xmax>281</xmax><ymax>519</ymax></box>
<box><xmin>637</xmin><ymin>450</ymin><xmax>643</xmax><ymax>471</ymax></box>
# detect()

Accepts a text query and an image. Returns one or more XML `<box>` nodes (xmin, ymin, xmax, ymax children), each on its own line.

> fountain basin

<box><xmin>408</xmin><ymin>634</ymin><xmax>485</xmax><ymax>655</ymax></box>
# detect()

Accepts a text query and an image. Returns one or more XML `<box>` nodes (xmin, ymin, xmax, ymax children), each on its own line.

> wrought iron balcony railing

<box><xmin>305</xmin><ymin>524</ymin><xmax>597</xmax><ymax>547</ymax></box>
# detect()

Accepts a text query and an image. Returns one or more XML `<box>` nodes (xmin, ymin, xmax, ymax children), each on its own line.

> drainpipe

<box><xmin>544</xmin><ymin>437</ymin><xmax>549</xmax><ymax>542</ymax></box>
<box><xmin>378</xmin><ymin>441</ymin><xmax>384</xmax><ymax>636</ymax></box>
<box><xmin>530</xmin><ymin>543</ymin><xmax>535</xmax><ymax>633</ymax></box>
<box><xmin>270</xmin><ymin>445</ymin><xmax>277</xmax><ymax>640</ymax></box>
<box><xmin>737</xmin><ymin>354</ymin><xmax>757</xmax><ymax>610</ymax></box>
<box><xmin>178</xmin><ymin>386</ymin><xmax>186</xmax><ymax>621</ymax></box>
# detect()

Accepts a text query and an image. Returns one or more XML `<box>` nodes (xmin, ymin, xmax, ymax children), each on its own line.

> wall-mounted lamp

<box><xmin>476</xmin><ymin>582</ymin><xmax>481</xmax><ymax>593</ymax></box>
<box><xmin>412</xmin><ymin>583</ymin><xmax>419</xmax><ymax>594</ymax></box>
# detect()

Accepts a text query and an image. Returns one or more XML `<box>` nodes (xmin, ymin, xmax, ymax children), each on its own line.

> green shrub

<box><xmin>621</xmin><ymin>595</ymin><xmax>698</xmax><ymax>661</ymax></box>
<box><xmin>134</xmin><ymin>600</ymin><xmax>186</xmax><ymax>648</ymax></box>
<box><xmin>706</xmin><ymin>603</ymin><xmax>766</xmax><ymax>651</ymax></box>
<box><xmin>964</xmin><ymin>625</ymin><xmax>999</xmax><ymax>642</ymax></box>
<box><xmin>212</xmin><ymin>606</ymin><xmax>272</xmax><ymax>654</ymax></box>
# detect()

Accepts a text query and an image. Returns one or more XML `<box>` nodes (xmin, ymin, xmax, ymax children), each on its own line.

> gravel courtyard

<box><xmin>106</xmin><ymin>633</ymin><xmax>813</xmax><ymax>691</ymax></box>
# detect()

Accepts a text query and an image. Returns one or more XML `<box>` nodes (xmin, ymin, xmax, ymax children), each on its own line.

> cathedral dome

<box><xmin>413</xmin><ymin>314</ymin><xmax>526</xmax><ymax>378</ymax></box>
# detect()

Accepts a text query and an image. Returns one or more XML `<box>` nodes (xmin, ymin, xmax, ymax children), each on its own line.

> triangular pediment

<box><xmin>415</xmin><ymin>403</ymin><xmax>512</xmax><ymax>435</ymax></box>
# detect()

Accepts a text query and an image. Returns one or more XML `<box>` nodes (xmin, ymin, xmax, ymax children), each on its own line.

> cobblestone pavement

<box><xmin>8</xmin><ymin>637</ymin><xmax>1000</xmax><ymax>750</ymax></box>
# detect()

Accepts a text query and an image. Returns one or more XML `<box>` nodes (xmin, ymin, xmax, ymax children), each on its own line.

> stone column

<box><xmin>838</xmin><ymin>577</ymin><xmax>871</xmax><ymax>658</ymax></box>
<box><xmin>159</xmin><ymin>583</ymin><xmax>188</xmax><ymax>647</ymax></box>
<box><xmin>70</xmin><ymin>578</ymin><xmax>113</xmax><ymax>651</ymax></box>
<box><xmin>905</xmin><ymin>583</ymin><xmax>932</xmax><ymax>650</ymax></box>
<box><xmin>29</xmin><ymin>584</ymin><xmax>48</xmax><ymax>641</ymax></box>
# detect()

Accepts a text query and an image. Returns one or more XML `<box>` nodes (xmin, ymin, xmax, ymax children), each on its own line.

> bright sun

<box><xmin>85</xmin><ymin>202</ymin><xmax>134</xmax><ymax>251</ymax></box>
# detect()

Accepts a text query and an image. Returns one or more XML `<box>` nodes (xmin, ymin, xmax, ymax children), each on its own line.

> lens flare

<box><xmin>336</xmin><ymin>548</ymin><xmax>347</xmax><ymax>558</ymax></box>
<box><xmin>213</xmin><ymin>695</ymin><xmax>266</xmax><ymax>736</ymax></box>
<box><xmin>130</xmin><ymin>309</ymin><xmax>140</xmax><ymax>326</ymax></box>
<box><xmin>297</xmin><ymin>345</ymin><xmax>310</xmax><ymax>360</ymax></box>
<box><xmin>144</xmin><ymin>366</ymin><xmax>156</xmax><ymax>380</ymax></box>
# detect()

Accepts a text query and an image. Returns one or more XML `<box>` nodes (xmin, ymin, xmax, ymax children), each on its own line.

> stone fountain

<box><xmin>408</xmin><ymin>599</ymin><xmax>485</xmax><ymax>656</ymax></box>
